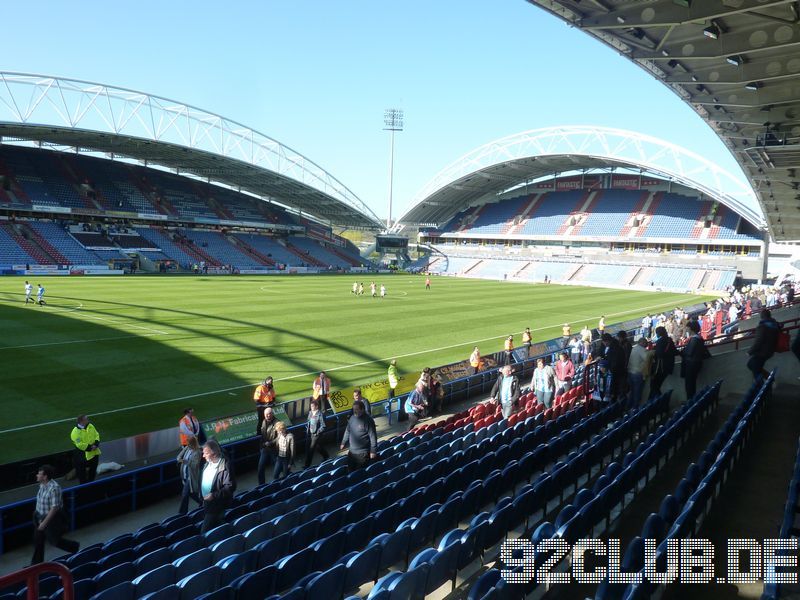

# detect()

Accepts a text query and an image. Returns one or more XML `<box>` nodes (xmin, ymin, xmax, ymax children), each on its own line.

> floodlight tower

<box><xmin>383</xmin><ymin>108</ymin><xmax>404</xmax><ymax>230</ymax></box>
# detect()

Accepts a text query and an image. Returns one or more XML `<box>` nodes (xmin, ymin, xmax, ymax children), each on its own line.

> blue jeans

<box><xmin>628</xmin><ymin>372</ymin><xmax>644</xmax><ymax>406</ymax></box>
<box><xmin>179</xmin><ymin>479</ymin><xmax>201</xmax><ymax>515</ymax></box>
<box><xmin>257</xmin><ymin>448</ymin><xmax>275</xmax><ymax>485</ymax></box>
<box><xmin>536</xmin><ymin>390</ymin><xmax>553</xmax><ymax>409</ymax></box>
<box><xmin>273</xmin><ymin>456</ymin><xmax>291</xmax><ymax>480</ymax></box>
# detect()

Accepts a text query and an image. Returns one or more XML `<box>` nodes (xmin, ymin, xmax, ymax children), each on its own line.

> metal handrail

<box><xmin>0</xmin><ymin>562</ymin><xmax>73</xmax><ymax>600</ymax></box>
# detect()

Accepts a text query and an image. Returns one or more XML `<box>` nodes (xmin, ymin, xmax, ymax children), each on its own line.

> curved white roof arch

<box><xmin>400</xmin><ymin>125</ymin><xmax>763</xmax><ymax>228</ymax></box>
<box><xmin>0</xmin><ymin>72</ymin><xmax>381</xmax><ymax>227</ymax></box>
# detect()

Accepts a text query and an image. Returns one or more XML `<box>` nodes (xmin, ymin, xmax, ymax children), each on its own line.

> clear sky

<box><xmin>5</xmin><ymin>0</ymin><xmax>746</xmax><ymax>222</ymax></box>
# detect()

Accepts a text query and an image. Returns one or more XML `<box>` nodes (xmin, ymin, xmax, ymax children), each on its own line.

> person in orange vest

<box><xmin>562</xmin><ymin>323</ymin><xmax>572</xmax><ymax>347</ymax></box>
<box><xmin>503</xmin><ymin>335</ymin><xmax>514</xmax><ymax>366</ymax></box>
<box><xmin>179</xmin><ymin>408</ymin><xmax>201</xmax><ymax>447</ymax></box>
<box><xmin>522</xmin><ymin>327</ymin><xmax>532</xmax><ymax>357</ymax></box>
<box><xmin>470</xmin><ymin>346</ymin><xmax>482</xmax><ymax>375</ymax></box>
<box><xmin>253</xmin><ymin>376</ymin><xmax>276</xmax><ymax>435</ymax></box>
<box><xmin>312</xmin><ymin>371</ymin><xmax>332</xmax><ymax>412</ymax></box>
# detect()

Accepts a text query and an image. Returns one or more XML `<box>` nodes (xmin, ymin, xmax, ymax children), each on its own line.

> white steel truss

<box><xmin>0</xmin><ymin>72</ymin><xmax>380</xmax><ymax>224</ymax></box>
<box><xmin>404</xmin><ymin>125</ymin><xmax>763</xmax><ymax>228</ymax></box>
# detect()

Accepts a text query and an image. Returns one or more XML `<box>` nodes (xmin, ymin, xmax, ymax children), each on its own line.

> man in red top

<box><xmin>554</xmin><ymin>352</ymin><xmax>575</xmax><ymax>395</ymax></box>
<box><xmin>253</xmin><ymin>376</ymin><xmax>276</xmax><ymax>434</ymax></box>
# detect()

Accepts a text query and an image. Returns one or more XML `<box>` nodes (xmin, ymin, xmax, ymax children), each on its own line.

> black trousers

<box><xmin>346</xmin><ymin>451</ymin><xmax>371</xmax><ymax>473</ymax></box>
<box><xmin>683</xmin><ymin>364</ymin><xmax>702</xmax><ymax>400</ymax></box>
<box><xmin>74</xmin><ymin>451</ymin><xmax>98</xmax><ymax>484</ymax></box>
<box><xmin>201</xmin><ymin>504</ymin><xmax>225</xmax><ymax>534</ymax></box>
<box><xmin>649</xmin><ymin>372</ymin><xmax>668</xmax><ymax>399</ymax></box>
<box><xmin>304</xmin><ymin>434</ymin><xmax>330</xmax><ymax>468</ymax></box>
<box><xmin>31</xmin><ymin>512</ymin><xmax>79</xmax><ymax>564</ymax></box>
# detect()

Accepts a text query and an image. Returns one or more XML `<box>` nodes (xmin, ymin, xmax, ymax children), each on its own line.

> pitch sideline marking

<box><xmin>0</xmin><ymin>297</ymin><xmax>691</xmax><ymax>435</ymax></box>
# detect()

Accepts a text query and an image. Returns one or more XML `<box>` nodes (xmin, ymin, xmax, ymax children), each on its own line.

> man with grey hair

<box><xmin>257</xmin><ymin>407</ymin><xmax>278</xmax><ymax>485</ymax></box>
<box><xmin>200</xmin><ymin>439</ymin><xmax>235</xmax><ymax>534</ymax></box>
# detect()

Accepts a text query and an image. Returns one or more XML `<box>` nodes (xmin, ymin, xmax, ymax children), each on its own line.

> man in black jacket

<box><xmin>649</xmin><ymin>326</ymin><xmax>676</xmax><ymax>399</ymax></box>
<box><xmin>747</xmin><ymin>309</ymin><xmax>782</xmax><ymax>381</ymax></box>
<box><xmin>341</xmin><ymin>400</ymin><xmax>378</xmax><ymax>472</ymax></box>
<box><xmin>680</xmin><ymin>321</ymin><xmax>710</xmax><ymax>400</ymax></box>
<box><xmin>200</xmin><ymin>439</ymin><xmax>236</xmax><ymax>534</ymax></box>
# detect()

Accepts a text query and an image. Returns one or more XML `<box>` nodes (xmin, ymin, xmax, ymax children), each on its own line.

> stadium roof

<box><xmin>399</xmin><ymin>125</ymin><xmax>762</xmax><ymax>228</ymax></box>
<box><xmin>526</xmin><ymin>0</ymin><xmax>800</xmax><ymax>242</ymax></box>
<box><xmin>0</xmin><ymin>72</ymin><xmax>382</xmax><ymax>228</ymax></box>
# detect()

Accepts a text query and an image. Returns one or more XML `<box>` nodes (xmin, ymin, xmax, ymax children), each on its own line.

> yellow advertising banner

<box><xmin>328</xmin><ymin>373</ymin><xmax>416</xmax><ymax>414</ymax></box>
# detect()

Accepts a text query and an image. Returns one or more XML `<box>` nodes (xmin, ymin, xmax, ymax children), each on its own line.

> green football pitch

<box><xmin>0</xmin><ymin>274</ymin><xmax>712</xmax><ymax>464</ymax></box>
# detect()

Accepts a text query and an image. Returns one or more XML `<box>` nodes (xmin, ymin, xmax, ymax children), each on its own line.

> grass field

<box><xmin>0</xmin><ymin>274</ymin><xmax>712</xmax><ymax>464</ymax></box>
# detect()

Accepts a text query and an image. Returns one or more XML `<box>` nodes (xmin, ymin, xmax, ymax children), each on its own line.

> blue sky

<box><xmin>6</xmin><ymin>0</ymin><xmax>745</xmax><ymax>221</ymax></box>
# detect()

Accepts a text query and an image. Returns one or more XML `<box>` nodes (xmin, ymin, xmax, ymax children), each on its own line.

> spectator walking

<box><xmin>598</xmin><ymin>315</ymin><xmax>606</xmax><ymax>334</ymax></box>
<box><xmin>70</xmin><ymin>415</ymin><xmax>100</xmax><ymax>484</ymax></box>
<box><xmin>340</xmin><ymin>400</ymin><xmax>377</xmax><ymax>472</ymax></box>
<box><xmin>177</xmin><ymin>437</ymin><xmax>202</xmax><ymax>514</ymax></box>
<box><xmin>531</xmin><ymin>358</ymin><xmax>557</xmax><ymax>409</ymax></box>
<box><xmin>312</xmin><ymin>371</ymin><xmax>332</xmax><ymax>412</ymax></box>
<box><xmin>31</xmin><ymin>465</ymin><xmax>79</xmax><ymax>564</ymax></box>
<box><xmin>200</xmin><ymin>439</ymin><xmax>235</xmax><ymax>534</ymax></box>
<box><xmin>353</xmin><ymin>388</ymin><xmax>371</xmax><ymax>416</ymax></box>
<box><xmin>627</xmin><ymin>337</ymin><xmax>651</xmax><ymax>406</ymax></box>
<box><xmin>490</xmin><ymin>365</ymin><xmax>520</xmax><ymax>418</ymax></box>
<box><xmin>256</xmin><ymin>407</ymin><xmax>279</xmax><ymax>485</ymax></box>
<box><xmin>404</xmin><ymin>382</ymin><xmax>428</xmax><ymax>430</ymax></box>
<box><xmin>680</xmin><ymin>321</ymin><xmax>710</xmax><ymax>400</ymax></box>
<box><xmin>273</xmin><ymin>422</ymin><xmax>295</xmax><ymax>480</ymax></box>
<box><xmin>601</xmin><ymin>333</ymin><xmax>627</xmax><ymax>400</ymax></box>
<box><xmin>649</xmin><ymin>326</ymin><xmax>676</xmax><ymax>398</ymax></box>
<box><xmin>387</xmin><ymin>360</ymin><xmax>399</xmax><ymax>399</ymax></box>
<box><xmin>554</xmin><ymin>352</ymin><xmax>575</xmax><ymax>396</ymax></box>
<box><xmin>562</xmin><ymin>323</ymin><xmax>572</xmax><ymax>347</ymax></box>
<box><xmin>747</xmin><ymin>309</ymin><xmax>782</xmax><ymax>381</ymax></box>
<box><xmin>253</xmin><ymin>376</ymin><xmax>276</xmax><ymax>435</ymax></box>
<box><xmin>428</xmin><ymin>370</ymin><xmax>444</xmax><ymax>415</ymax></box>
<box><xmin>179</xmin><ymin>407</ymin><xmax>201</xmax><ymax>447</ymax></box>
<box><xmin>304</xmin><ymin>400</ymin><xmax>329</xmax><ymax>468</ymax></box>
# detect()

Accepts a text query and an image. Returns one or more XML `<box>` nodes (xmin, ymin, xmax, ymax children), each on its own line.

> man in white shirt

<box><xmin>24</xmin><ymin>281</ymin><xmax>33</xmax><ymax>304</ymax></box>
<box><xmin>627</xmin><ymin>337</ymin><xmax>651</xmax><ymax>406</ymax></box>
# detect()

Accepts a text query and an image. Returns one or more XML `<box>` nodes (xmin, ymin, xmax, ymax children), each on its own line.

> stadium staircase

<box><xmin>190</xmin><ymin>182</ymin><xmax>236</xmax><ymax>221</ymax></box>
<box><xmin>0</xmin><ymin>157</ymin><xmax>30</xmax><ymax>205</ymax></box>
<box><xmin>629</xmin><ymin>266</ymin><xmax>653</xmax><ymax>286</ymax></box>
<box><xmin>226</xmin><ymin>235</ymin><xmax>275</xmax><ymax>267</ymax></box>
<box><xmin>501</xmin><ymin>194</ymin><xmax>540</xmax><ymax>236</ymax></box>
<box><xmin>556</xmin><ymin>190</ymin><xmax>594</xmax><ymax>236</ymax></box>
<box><xmin>132</xmin><ymin>175</ymin><xmax>177</xmax><ymax>218</ymax></box>
<box><xmin>19</xmin><ymin>223</ymin><xmax>71</xmax><ymax>265</ymax></box>
<box><xmin>282</xmin><ymin>240</ymin><xmax>327</xmax><ymax>268</ymax></box>
<box><xmin>0</xmin><ymin>222</ymin><xmax>59</xmax><ymax>265</ymax></box>
<box><xmin>618</xmin><ymin>191</ymin><xmax>652</xmax><ymax>237</ymax></box>
<box><xmin>506</xmin><ymin>194</ymin><xmax>544</xmax><ymax>236</ymax></box>
<box><xmin>689</xmin><ymin>200</ymin><xmax>715</xmax><ymax>239</ymax></box>
<box><xmin>623</xmin><ymin>191</ymin><xmax>662</xmax><ymax>239</ymax></box>
<box><xmin>457</xmin><ymin>207</ymin><xmax>483</xmax><ymax>233</ymax></box>
<box><xmin>326</xmin><ymin>245</ymin><xmax>363</xmax><ymax>268</ymax></box>
<box><xmin>462</xmin><ymin>259</ymin><xmax>484</xmax><ymax>276</ymax></box>
<box><xmin>512</xmin><ymin>262</ymin><xmax>532</xmax><ymax>278</ymax></box>
<box><xmin>564</xmin><ymin>263</ymin><xmax>584</xmax><ymax>282</ymax></box>
<box><xmin>50</xmin><ymin>154</ymin><xmax>105</xmax><ymax>212</ymax></box>
<box><xmin>175</xmin><ymin>238</ymin><xmax>222</xmax><ymax>267</ymax></box>
<box><xmin>568</xmin><ymin>190</ymin><xmax>602</xmax><ymax>236</ymax></box>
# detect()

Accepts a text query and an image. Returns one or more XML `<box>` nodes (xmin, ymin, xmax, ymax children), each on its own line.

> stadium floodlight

<box><xmin>745</xmin><ymin>81</ymin><xmax>763</xmax><ymax>91</ymax></box>
<box><xmin>703</xmin><ymin>21</ymin><xmax>722</xmax><ymax>39</ymax></box>
<box><xmin>726</xmin><ymin>55</ymin><xmax>743</xmax><ymax>66</ymax></box>
<box><xmin>383</xmin><ymin>108</ymin><xmax>404</xmax><ymax>230</ymax></box>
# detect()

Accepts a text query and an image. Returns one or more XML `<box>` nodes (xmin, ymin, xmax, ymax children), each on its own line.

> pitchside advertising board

<box><xmin>201</xmin><ymin>403</ymin><xmax>292</xmax><ymax>445</ymax></box>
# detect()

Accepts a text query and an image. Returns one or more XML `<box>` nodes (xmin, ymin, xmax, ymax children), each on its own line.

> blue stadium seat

<box><xmin>230</xmin><ymin>565</ymin><xmax>276</xmax><ymax>600</ymax></box>
<box><xmin>93</xmin><ymin>561</ymin><xmax>135</xmax><ymax>592</ymax></box>
<box><xmin>168</xmin><ymin>534</ymin><xmax>205</xmax><ymax>560</ymax></box>
<box><xmin>305</xmin><ymin>564</ymin><xmax>346</xmax><ymax>600</ymax></box>
<box><xmin>255</xmin><ymin>531</ymin><xmax>291</xmax><ymax>568</ymax></box>
<box><xmin>342</xmin><ymin>545</ymin><xmax>381</xmax><ymax>593</ymax></box>
<box><xmin>210</xmin><ymin>534</ymin><xmax>244</xmax><ymax>563</ymax></box>
<box><xmin>177</xmin><ymin>566</ymin><xmax>221</xmax><ymax>600</ymax></box>
<box><xmin>88</xmin><ymin>581</ymin><xmax>134</xmax><ymax>600</ymax></box>
<box><xmin>311</xmin><ymin>531</ymin><xmax>346</xmax><ymax>571</ymax></box>
<box><xmin>274</xmin><ymin>547</ymin><xmax>314</xmax><ymax>593</ymax></box>
<box><xmin>132</xmin><ymin>564</ymin><xmax>176</xmax><ymax>598</ymax></box>
<box><xmin>173</xmin><ymin>547</ymin><xmax>212</xmax><ymax>581</ymax></box>
<box><xmin>139</xmin><ymin>584</ymin><xmax>178</xmax><ymax>600</ymax></box>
